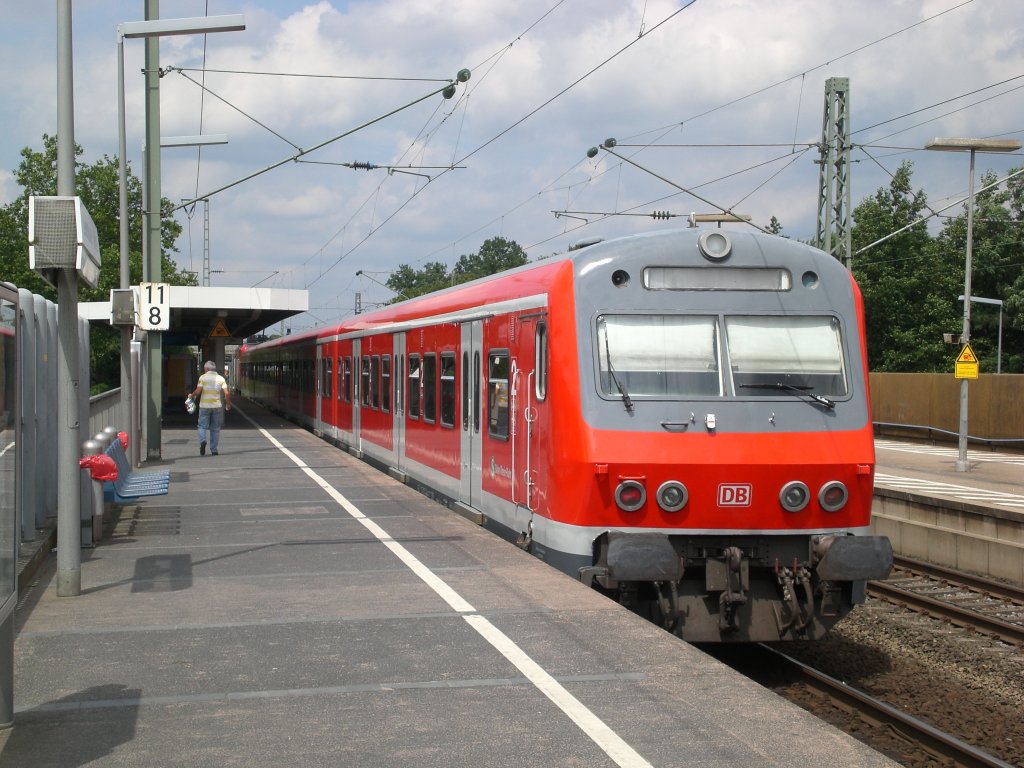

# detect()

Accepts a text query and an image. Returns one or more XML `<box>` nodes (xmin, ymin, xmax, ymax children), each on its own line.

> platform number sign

<box><xmin>139</xmin><ymin>282</ymin><xmax>170</xmax><ymax>331</ymax></box>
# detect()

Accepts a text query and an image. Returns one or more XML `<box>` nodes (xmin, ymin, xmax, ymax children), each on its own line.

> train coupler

<box><xmin>707</xmin><ymin>546</ymin><xmax>748</xmax><ymax>633</ymax></box>
<box><xmin>773</xmin><ymin>560</ymin><xmax>815</xmax><ymax>636</ymax></box>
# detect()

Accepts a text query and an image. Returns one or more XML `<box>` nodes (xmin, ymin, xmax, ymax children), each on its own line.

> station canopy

<box><xmin>80</xmin><ymin>285</ymin><xmax>308</xmax><ymax>345</ymax></box>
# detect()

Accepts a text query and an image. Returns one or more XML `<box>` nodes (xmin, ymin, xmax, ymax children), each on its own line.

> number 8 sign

<box><xmin>138</xmin><ymin>282</ymin><xmax>170</xmax><ymax>330</ymax></box>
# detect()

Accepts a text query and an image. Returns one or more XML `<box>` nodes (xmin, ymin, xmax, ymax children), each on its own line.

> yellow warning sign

<box><xmin>955</xmin><ymin>344</ymin><xmax>977</xmax><ymax>364</ymax></box>
<box><xmin>954</xmin><ymin>343</ymin><xmax>979</xmax><ymax>380</ymax></box>
<box><xmin>209</xmin><ymin>319</ymin><xmax>231</xmax><ymax>338</ymax></box>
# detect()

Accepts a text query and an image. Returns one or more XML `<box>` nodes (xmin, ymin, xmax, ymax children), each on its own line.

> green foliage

<box><xmin>851</xmin><ymin>160</ymin><xmax>1024</xmax><ymax>373</ymax></box>
<box><xmin>386</xmin><ymin>236</ymin><xmax>529</xmax><ymax>302</ymax></box>
<box><xmin>0</xmin><ymin>134</ymin><xmax>197</xmax><ymax>389</ymax></box>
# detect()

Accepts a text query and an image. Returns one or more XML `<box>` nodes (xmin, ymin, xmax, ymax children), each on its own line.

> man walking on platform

<box><xmin>187</xmin><ymin>360</ymin><xmax>232</xmax><ymax>455</ymax></box>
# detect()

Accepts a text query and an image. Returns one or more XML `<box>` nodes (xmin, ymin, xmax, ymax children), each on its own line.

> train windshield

<box><xmin>726</xmin><ymin>315</ymin><xmax>847</xmax><ymax>397</ymax></box>
<box><xmin>595</xmin><ymin>313</ymin><xmax>847</xmax><ymax>400</ymax></box>
<box><xmin>596</xmin><ymin>315</ymin><xmax>722</xmax><ymax>397</ymax></box>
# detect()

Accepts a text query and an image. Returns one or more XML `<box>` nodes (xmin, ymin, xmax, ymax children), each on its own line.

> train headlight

<box><xmin>615</xmin><ymin>480</ymin><xmax>647</xmax><ymax>512</ymax></box>
<box><xmin>818</xmin><ymin>481</ymin><xmax>848</xmax><ymax>512</ymax></box>
<box><xmin>779</xmin><ymin>481</ymin><xmax>810</xmax><ymax>512</ymax></box>
<box><xmin>698</xmin><ymin>231</ymin><xmax>732</xmax><ymax>262</ymax></box>
<box><xmin>656</xmin><ymin>480</ymin><xmax>688</xmax><ymax>512</ymax></box>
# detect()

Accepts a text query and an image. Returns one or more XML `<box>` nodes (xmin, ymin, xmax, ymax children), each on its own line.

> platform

<box><xmin>874</xmin><ymin>438</ymin><xmax>1024</xmax><ymax>585</ymax></box>
<box><xmin>1</xmin><ymin>400</ymin><xmax>898</xmax><ymax>767</ymax></box>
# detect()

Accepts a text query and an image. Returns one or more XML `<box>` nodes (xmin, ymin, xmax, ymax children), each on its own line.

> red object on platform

<box><xmin>118</xmin><ymin>431</ymin><xmax>129</xmax><ymax>450</ymax></box>
<box><xmin>79</xmin><ymin>454</ymin><xmax>118</xmax><ymax>482</ymax></box>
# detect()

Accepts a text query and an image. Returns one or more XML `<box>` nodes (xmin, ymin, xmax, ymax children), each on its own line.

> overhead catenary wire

<box><xmin>299</xmin><ymin>1</ymin><xmax>697</xmax><ymax>292</ymax></box>
<box><xmin>171</xmin><ymin>76</ymin><xmax>467</xmax><ymax>214</ymax></box>
<box><xmin>167</xmin><ymin>0</ymin><xmax>1023</xmax><ymax>321</ymax></box>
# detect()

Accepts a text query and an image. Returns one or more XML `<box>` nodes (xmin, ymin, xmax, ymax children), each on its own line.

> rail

<box><xmin>758</xmin><ymin>645</ymin><xmax>1017</xmax><ymax>768</ymax></box>
<box><xmin>869</xmin><ymin>556</ymin><xmax>1024</xmax><ymax>646</ymax></box>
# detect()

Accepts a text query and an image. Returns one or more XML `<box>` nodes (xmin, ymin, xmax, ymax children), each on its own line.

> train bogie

<box><xmin>240</xmin><ymin>227</ymin><xmax>892</xmax><ymax>642</ymax></box>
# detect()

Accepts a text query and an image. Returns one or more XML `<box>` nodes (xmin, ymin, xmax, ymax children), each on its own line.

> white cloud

<box><xmin>3</xmin><ymin>0</ymin><xmax>1023</xmax><ymax>320</ymax></box>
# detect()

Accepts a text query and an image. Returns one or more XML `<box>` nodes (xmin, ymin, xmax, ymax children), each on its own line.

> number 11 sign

<box><xmin>138</xmin><ymin>282</ymin><xmax>170</xmax><ymax>331</ymax></box>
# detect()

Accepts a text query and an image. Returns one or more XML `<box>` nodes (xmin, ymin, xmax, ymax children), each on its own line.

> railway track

<box><xmin>868</xmin><ymin>555</ymin><xmax>1024</xmax><ymax>645</ymax></box>
<box><xmin>756</xmin><ymin>645</ymin><xmax>1017</xmax><ymax>768</ymax></box>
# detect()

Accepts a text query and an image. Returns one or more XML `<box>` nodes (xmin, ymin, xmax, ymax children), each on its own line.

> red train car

<box><xmin>239</xmin><ymin>227</ymin><xmax>892</xmax><ymax>642</ymax></box>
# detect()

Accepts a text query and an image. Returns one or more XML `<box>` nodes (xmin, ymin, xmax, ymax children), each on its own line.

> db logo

<box><xmin>718</xmin><ymin>484</ymin><xmax>752</xmax><ymax>507</ymax></box>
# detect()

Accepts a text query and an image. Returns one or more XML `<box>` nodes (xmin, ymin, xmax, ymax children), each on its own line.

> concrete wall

<box><xmin>871</xmin><ymin>488</ymin><xmax>1024</xmax><ymax>586</ymax></box>
<box><xmin>871</xmin><ymin>373</ymin><xmax>1024</xmax><ymax>443</ymax></box>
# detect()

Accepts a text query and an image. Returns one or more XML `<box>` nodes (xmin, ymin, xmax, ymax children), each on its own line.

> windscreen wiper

<box><xmin>602</xmin><ymin>330</ymin><xmax>634</xmax><ymax>413</ymax></box>
<box><xmin>739</xmin><ymin>382</ymin><xmax>835</xmax><ymax>409</ymax></box>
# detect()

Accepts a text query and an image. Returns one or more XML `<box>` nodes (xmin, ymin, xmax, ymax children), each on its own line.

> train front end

<box><xmin>558</xmin><ymin>228</ymin><xmax>892</xmax><ymax>642</ymax></box>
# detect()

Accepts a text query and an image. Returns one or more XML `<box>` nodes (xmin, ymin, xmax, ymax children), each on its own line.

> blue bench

<box><xmin>103</xmin><ymin>439</ymin><xmax>171</xmax><ymax>503</ymax></box>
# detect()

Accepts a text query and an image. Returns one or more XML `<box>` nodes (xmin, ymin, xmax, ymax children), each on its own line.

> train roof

<box><xmin>243</xmin><ymin>227</ymin><xmax>839</xmax><ymax>351</ymax></box>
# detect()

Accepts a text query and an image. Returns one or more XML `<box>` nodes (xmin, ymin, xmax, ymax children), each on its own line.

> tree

<box><xmin>386</xmin><ymin>237</ymin><xmax>529</xmax><ymax>302</ymax></box>
<box><xmin>0</xmin><ymin>134</ymin><xmax>196</xmax><ymax>389</ymax></box>
<box><xmin>850</xmin><ymin>162</ymin><xmax>960</xmax><ymax>371</ymax></box>
<box><xmin>385</xmin><ymin>262</ymin><xmax>451</xmax><ymax>301</ymax></box>
<box><xmin>451</xmin><ymin>236</ymin><xmax>528</xmax><ymax>283</ymax></box>
<box><xmin>766</xmin><ymin>216</ymin><xmax>785</xmax><ymax>236</ymax></box>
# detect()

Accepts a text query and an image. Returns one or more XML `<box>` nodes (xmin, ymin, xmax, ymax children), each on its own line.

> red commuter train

<box><xmin>238</xmin><ymin>227</ymin><xmax>892</xmax><ymax>642</ymax></box>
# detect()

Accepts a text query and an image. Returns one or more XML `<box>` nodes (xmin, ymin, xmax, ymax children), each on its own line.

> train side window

<box><xmin>322</xmin><ymin>357</ymin><xmax>332</xmax><ymax>399</ymax></box>
<box><xmin>361</xmin><ymin>356</ymin><xmax>371</xmax><ymax>407</ymax></box>
<box><xmin>407</xmin><ymin>354</ymin><xmax>421</xmax><ymax>420</ymax></box>
<box><xmin>422</xmin><ymin>353</ymin><xmax>437</xmax><ymax>423</ymax></box>
<box><xmin>462</xmin><ymin>351</ymin><xmax>469</xmax><ymax>431</ymax></box>
<box><xmin>336</xmin><ymin>357</ymin><xmax>343</xmax><ymax>401</ymax></box>
<box><xmin>487</xmin><ymin>350</ymin><xmax>510</xmax><ymax>441</ymax></box>
<box><xmin>343</xmin><ymin>356</ymin><xmax>352</xmax><ymax>403</ymax></box>
<box><xmin>395</xmin><ymin>354</ymin><xmax>403</xmax><ymax>415</ymax></box>
<box><xmin>382</xmin><ymin>355</ymin><xmax>391</xmax><ymax>413</ymax></box>
<box><xmin>534</xmin><ymin>321</ymin><xmax>548</xmax><ymax>402</ymax></box>
<box><xmin>371</xmin><ymin>355</ymin><xmax>381</xmax><ymax>409</ymax></box>
<box><xmin>473</xmin><ymin>351</ymin><xmax>481</xmax><ymax>433</ymax></box>
<box><xmin>440</xmin><ymin>352</ymin><xmax>456</xmax><ymax>428</ymax></box>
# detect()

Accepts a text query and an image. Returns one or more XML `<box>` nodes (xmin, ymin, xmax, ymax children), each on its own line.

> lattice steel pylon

<box><xmin>201</xmin><ymin>199</ymin><xmax>210</xmax><ymax>286</ymax></box>
<box><xmin>815</xmin><ymin>77</ymin><xmax>852</xmax><ymax>269</ymax></box>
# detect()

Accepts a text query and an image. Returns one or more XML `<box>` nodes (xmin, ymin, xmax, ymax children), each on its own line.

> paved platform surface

<box><xmin>1</xmin><ymin>399</ymin><xmax>899</xmax><ymax>767</ymax></box>
<box><xmin>875</xmin><ymin>438</ymin><xmax>1024</xmax><ymax>514</ymax></box>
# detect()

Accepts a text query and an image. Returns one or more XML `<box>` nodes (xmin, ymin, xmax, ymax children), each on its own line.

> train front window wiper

<box><xmin>739</xmin><ymin>382</ymin><xmax>835</xmax><ymax>409</ymax></box>
<box><xmin>603</xmin><ymin>333</ymin><xmax>634</xmax><ymax>413</ymax></box>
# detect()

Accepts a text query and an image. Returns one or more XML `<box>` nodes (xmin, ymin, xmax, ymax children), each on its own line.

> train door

<box><xmin>511</xmin><ymin>314</ymin><xmax>544</xmax><ymax>518</ymax></box>
<box><xmin>352</xmin><ymin>338</ymin><xmax>361</xmax><ymax>449</ymax></box>
<box><xmin>459</xmin><ymin>321</ymin><xmax>483</xmax><ymax>508</ymax></box>
<box><xmin>393</xmin><ymin>333</ymin><xmax>405</xmax><ymax>469</ymax></box>
<box><xmin>514</xmin><ymin>314</ymin><xmax>545</xmax><ymax>515</ymax></box>
<box><xmin>315</xmin><ymin>341</ymin><xmax>332</xmax><ymax>438</ymax></box>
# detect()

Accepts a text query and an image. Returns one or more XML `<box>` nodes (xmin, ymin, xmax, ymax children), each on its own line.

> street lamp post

<box><xmin>926</xmin><ymin>137</ymin><xmax>1021</xmax><ymax>471</ymax></box>
<box><xmin>117</xmin><ymin>11</ymin><xmax>244</xmax><ymax>460</ymax></box>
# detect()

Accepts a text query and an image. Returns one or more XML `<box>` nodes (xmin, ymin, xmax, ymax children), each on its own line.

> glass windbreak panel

<box><xmin>0</xmin><ymin>296</ymin><xmax>15</xmax><ymax>609</ymax></box>
<box><xmin>596</xmin><ymin>315</ymin><xmax>722</xmax><ymax>398</ymax></box>
<box><xmin>726</xmin><ymin>315</ymin><xmax>848</xmax><ymax>396</ymax></box>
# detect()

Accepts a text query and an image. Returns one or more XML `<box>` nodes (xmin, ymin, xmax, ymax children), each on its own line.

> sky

<box><xmin>2</xmin><ymin>0</ymin><xmax>1024</xmax><ymax>332</ymax></box>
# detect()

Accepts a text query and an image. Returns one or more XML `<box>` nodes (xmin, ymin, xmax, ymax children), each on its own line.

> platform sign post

<box><xmin>954</xmin><ymin>343</ymin><xmax>979</xmax><ymax>380</ymax></box>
